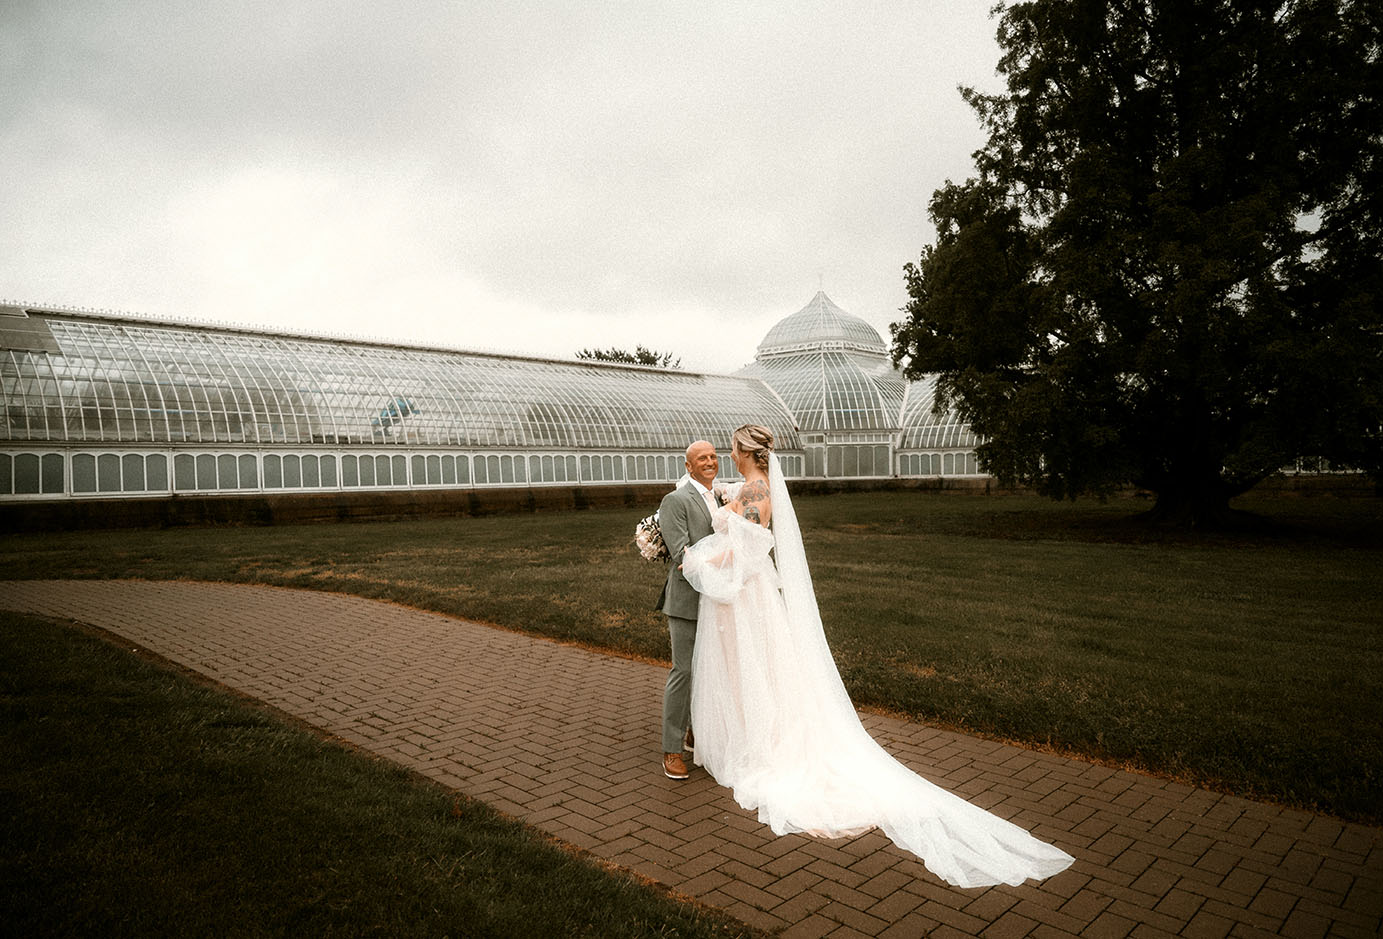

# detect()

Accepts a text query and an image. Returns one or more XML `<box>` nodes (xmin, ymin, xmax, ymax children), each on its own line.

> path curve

<box><xmin>1</xmin><ymin>580</ymin><xmax>1378</xmax><ymax>938</ymax></box>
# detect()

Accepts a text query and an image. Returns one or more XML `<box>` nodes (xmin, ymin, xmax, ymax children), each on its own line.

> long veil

<box><xmin>767</xmin><ymin>454</ymin><xmax>858</xmax><ymax>716</ymax></box>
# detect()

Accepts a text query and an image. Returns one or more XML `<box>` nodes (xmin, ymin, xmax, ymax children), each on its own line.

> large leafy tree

<box><xmin>891</xmin><ymin>0</ymin><xmax>1382</xmax><ymax>525</ymax></box>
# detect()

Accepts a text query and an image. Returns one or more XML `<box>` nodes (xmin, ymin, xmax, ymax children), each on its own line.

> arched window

<box><xmin>264</xmin><ymin>454</ymin><xmax>283</xmax><ymax>488</ymax></box>
<box><xmin>147</xmin><ymin>454</ymin><xmax>168</xmax><ymax>491</ymax></box>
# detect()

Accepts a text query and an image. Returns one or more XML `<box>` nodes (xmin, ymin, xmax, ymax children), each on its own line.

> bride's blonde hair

<box><xmin>732</xmin><ymin>424</ymin><xmax>774</xmax><ymax>471</ymax></box>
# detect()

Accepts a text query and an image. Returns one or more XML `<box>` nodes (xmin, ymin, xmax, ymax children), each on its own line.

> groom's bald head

<box><xmin>685</xmin><ymin>440</ymin><xmax>718</xmax><ymax>488</ymax></box>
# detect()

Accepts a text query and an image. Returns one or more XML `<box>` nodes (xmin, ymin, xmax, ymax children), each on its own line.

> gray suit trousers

<box><xmin>662</xmin><ymin>614</ymin><xmax>697</xmax><ymax>753</ymax></box>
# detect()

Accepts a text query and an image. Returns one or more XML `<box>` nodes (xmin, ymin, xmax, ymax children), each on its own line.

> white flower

<box><xmin>634</xmin><ymin>511</ymin><xmax>669</xmax><ymax>562</ymax></box>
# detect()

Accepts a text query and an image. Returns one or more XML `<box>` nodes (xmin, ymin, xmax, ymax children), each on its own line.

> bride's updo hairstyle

<box><xmin>732</xmin><ymin>424</ymin><xmax>774</xmax><ymax>472</ymax></box>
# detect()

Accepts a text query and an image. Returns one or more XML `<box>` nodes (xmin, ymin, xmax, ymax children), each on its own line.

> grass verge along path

<box><xmin>0</xmin><ymin>612</ymin><xmax>760</xmax><ymax>938</ymax></box>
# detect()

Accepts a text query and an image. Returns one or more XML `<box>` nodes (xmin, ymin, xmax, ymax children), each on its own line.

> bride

<box><xmin>682</xmin><ymin>424</ymin><xmax>1075</xmax><ymax>889</ymax></box>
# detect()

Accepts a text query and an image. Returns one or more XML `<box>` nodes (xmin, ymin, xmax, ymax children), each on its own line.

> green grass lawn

<box><xmin>2</xmin><ymin>487</ymin><xmax>1380</xmax><ymax>823</ymax></box>
<box><xmin>0</xmin><ymin>612</ymin><xmax>762</xmax><ymax>938</ymax></box>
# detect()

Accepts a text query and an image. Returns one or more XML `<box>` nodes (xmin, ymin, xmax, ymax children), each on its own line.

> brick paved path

<box><xmin>2</xmin><ymin>580</ymin><xmax>1379</xmax><ymax>938</ymax></box>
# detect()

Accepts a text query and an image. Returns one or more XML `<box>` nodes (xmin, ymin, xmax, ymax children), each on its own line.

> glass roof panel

<box><xmin>4</xmin><ymin>304</ymin><xmax>977</xmax><ymax>460</ymax></box>
<box><xmin>13</xmin><ymin>312</ymin><xmax>801</xmax><ymax>452</ymax></box>
<box><xmin>897</xmin><ymin>376</ymin><xmax>978</xmax><ymax>449</ymax></box>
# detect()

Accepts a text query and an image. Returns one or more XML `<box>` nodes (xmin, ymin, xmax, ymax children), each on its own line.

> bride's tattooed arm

<box><xmin>738</xmin><ymin>479</ymin><xmax>769</xmax><ymax>524</ymax></box>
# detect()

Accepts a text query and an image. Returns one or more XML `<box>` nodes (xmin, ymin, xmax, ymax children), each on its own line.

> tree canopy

<box><xmin>891</xmin><ymin>0</ymin><xmax>1382</xmax><ymax>525</ymax></box>
<box><xmin>575</xmin><ymin>345</ymin><xmax>683</xmax><ymax>369</ymax></box>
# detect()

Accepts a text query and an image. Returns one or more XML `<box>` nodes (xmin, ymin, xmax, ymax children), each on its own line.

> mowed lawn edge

<box><xmin>2</xmin><ymin>488</ymin><xmax>1379</xmax><ymax>823</ymax></box>
<box><xmin>0</xmin><ymin>611</ymin><xmax>765</xmax><ymax>938</ymax></box>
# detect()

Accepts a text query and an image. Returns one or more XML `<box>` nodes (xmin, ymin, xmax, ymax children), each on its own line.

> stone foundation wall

<box><xmin>0</xmin><ymin>477</ymin><xmax>1000</xmax><ymax>532</ymax></box>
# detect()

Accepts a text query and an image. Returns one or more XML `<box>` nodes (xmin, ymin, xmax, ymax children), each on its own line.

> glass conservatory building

<box><xmin>0</xmin><ymin>295</ymin><xmax>980</xmax><ymax>503</ymax></box>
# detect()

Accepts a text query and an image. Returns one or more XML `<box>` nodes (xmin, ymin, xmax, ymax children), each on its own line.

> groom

<box><xmin>655</xmin><ymin>439</ymin><xmax>719</xmax><ymax>780</ymax></box>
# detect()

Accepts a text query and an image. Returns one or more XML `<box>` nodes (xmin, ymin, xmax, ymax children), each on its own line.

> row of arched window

<box><xmin>0</xmin><ymin>449</ymin><xmax>824</xmax><ymax>498</ymax></box>
<box><xmin>899</xmin><ymin>451</ymin><xmax>980</xmax><ymax>477</ymax></box>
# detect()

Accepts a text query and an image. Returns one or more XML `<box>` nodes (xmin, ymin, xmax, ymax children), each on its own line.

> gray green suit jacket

<box><xmin>655</xmin><ymin>481</ymin><xmax>717</xmax><ymax>621</ymax></box>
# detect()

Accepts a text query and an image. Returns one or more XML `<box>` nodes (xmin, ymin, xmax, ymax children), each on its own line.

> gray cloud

<box><xmin>1</xmin><ymin>0</ymin><xmax>1002</xmax><ymax>371</ymax></box>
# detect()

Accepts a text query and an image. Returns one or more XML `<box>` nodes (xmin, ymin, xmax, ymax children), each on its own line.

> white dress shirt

<box><xmin>688</xmin><ymin>477</ymin><xmax>718</xmax><ymax>514</ymax></box>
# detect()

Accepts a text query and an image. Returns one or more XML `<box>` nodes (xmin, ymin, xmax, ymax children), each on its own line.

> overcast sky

<box><xmin>2</xmin><ymin>1</ymin><xmax>1004</xmax><ymax>374</ymax></box>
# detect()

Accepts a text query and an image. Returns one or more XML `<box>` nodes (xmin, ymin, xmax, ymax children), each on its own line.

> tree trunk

<box><xmin>1136</xmin><ymin>453</ymin><xmax>1266</xmax><ymax>530</ymax></box>
<box><xmin>1141</xmin><ymin>489</ymin><xmax>1236</xmax><ymax>529</ymax></box>
<box><xmin>1139</xmin><ymin>470</ymin><xmax>1268</xmax><ymax>529</ymax></box>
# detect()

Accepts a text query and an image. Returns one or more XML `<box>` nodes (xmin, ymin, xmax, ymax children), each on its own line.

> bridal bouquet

<box><xmin>634</xmin><ymin>511</ymin><xmax>669</xmax><ymax>562</ymax></box>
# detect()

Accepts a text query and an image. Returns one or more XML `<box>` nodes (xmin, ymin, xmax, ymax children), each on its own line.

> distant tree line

<box><xmin>576</xmin><ymin>346</ymin><xmax>683</xmax><ymax>369</ymax></box>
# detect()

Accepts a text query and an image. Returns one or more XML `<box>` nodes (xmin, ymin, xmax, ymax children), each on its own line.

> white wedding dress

<box><xmin>682</xmin><ymin>455</ymin><xmax>1075</xmax><ymax>888</ymax></box>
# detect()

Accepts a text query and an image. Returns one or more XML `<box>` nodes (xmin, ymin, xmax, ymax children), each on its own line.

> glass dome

<box><xmin>756</xmin><ymin>291</ymin><xmax>890</xmax><ymax>358</ymax></box>
<box><xmin>739</xmin><ymin>292</ymin><xmax>904</xmax><ymax>433</ymax></box>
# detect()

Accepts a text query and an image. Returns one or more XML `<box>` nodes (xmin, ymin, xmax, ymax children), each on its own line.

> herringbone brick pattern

<box><xmin>2</xmin><ymin>580</ymin><xmax>1379</xmax><ymax>938</ymax></box>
